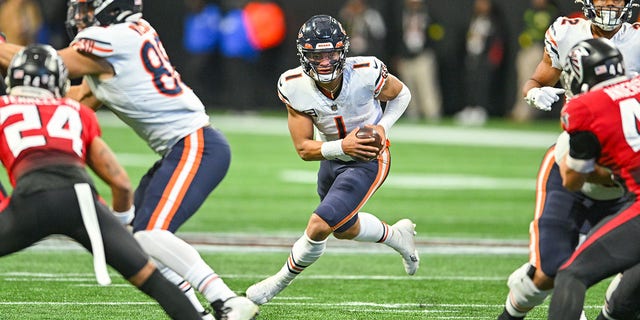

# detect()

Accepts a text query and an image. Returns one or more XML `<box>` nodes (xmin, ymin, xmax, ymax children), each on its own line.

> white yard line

<box><xmin>23</xmin><ymin>232</ymin><xmax>528</xmax><ymax>255</ymax></box>
<box><xmin>97</xmin><ymin>111</ymin><xmax>559</xmax><ymax>149</ymax></box>
<box><xmin>281</xmin><ymin>170</ymin><xmax>536</xmax><ymax>190</ymax></box>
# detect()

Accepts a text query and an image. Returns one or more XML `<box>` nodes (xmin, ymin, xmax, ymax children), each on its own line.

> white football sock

<box><xmin>276</xmin><ymin>233</ymin><xmax>326</xmax><ymax>283</ymax></box>
<box><xmin>156</xmin><ymin>260</ymin><xmax>205</xmax><ymax>313</ymax></box>
<box><xmin>505</xmin><ymin>263</ymin><xmax>551</xmax><ymax>317</ymax></box>
<box><xmin>353</xmin><ymin>212</ymin><xmax>392</xmax><ymax>243</ymax></box>
<box><xmin>135</xmin><ymin>230</ymin><xmax>236</xmax><ymax>302</ymax></box>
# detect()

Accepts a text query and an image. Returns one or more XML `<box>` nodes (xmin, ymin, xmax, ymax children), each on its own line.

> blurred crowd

<box><xmin>2</xmin><ymin>0</ymin><xmax>607</xmax><ymax>123</ymax></box>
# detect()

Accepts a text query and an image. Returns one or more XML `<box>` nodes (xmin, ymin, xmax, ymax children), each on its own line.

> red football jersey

<box><xmin>561</xmin><ymin>76</ymin><xmax>640</xmax><ymax>195</ymax></box>
<box><xmin>0</xmin><ymin>96</ymin><xmax>101</xmax><ymax>185</ymax></box>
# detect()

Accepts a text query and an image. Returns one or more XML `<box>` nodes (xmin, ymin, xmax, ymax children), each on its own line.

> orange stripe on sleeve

<box><xmin>545</xmin><ymin>29</ymin><xmax>557</xmax><ymax>48</ymax></box>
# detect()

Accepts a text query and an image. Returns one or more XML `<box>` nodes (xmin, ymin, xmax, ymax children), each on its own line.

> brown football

<box><xmin>356</xmin><ymin>126</ymin><xmax>384</xmax><ymax>149</ymax></box>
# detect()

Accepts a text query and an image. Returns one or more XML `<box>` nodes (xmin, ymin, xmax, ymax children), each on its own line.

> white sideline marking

<box><xmin>0</xmin><ymin>271</ymin><xmax>601</xmax><ymax>318</ymax></box>
<box><xmin>281</xmin><ymin>170</ymin><xmax>536</xmax><ymax>190</ymax></box>
<box><xmin>100</xmin><ymin>112</ymin><xmax>542</xmax><ymax>190</ymax></box>
<box><xmin>97</xmin><ymin>112</ymin><xmax>558</xmax><ymax>149</ymax></box>
<box><xmin>0</xmin><ymin>301</ymin><xmax>155</xmax><ymax>305</ymax></box>
<box><xmin>112</xmin><ymin>156</ymin><xmax>538</xmax><ymax>191</ymax></box>
<box><xmin>0</xmin><ymin>272</ymin><xmax>506</xmax><ymax>282</ymax></box>
<box><xmin>0</xmin><ymin>300</ymin><xmax>600</xmax><ymax>309</ymax></box>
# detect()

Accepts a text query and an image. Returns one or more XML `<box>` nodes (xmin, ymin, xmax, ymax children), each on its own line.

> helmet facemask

<box><xmin>296</xmin><ymin>15</ymin><xmax>350</xmax><ymax>83</ymax></box>
<box><xmin>65</xmin><ymin>0</ymin><xmax>143</xmax><ymax>38</ymax></box>
<box><xmin>66</xmin><ymin>0</ymin><xmax>97</xmax><ymax>38</ymax></box>
<box><xmin>298</xmin><ymin>47</ymin><xmax>348</xmax><ymax>83</ymax></box>
<box><xmin>578</xmin><ymin>0</ymin><xmax>638</xmax><ymax>31</ymax></box>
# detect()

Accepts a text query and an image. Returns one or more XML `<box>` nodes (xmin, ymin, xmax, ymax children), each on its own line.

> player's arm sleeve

<box><xmin>370</xmin><ymin>58</ymin><xmax>410</xmax><ymax>132</ymax></box>
<box><xmin>544</xmin><ymin>17</ymin><xmax>563</xmax><ymax>69</ymax></box>
<box><xmin>566</xmin><ymin>131</ymin><xmax>601</xmax><ymax>173</ymax></box>
<box><xmin>277</xmin><ymin>83</ymin><xmax>291</xmax><ymax>106</ymax></box>
<box><xmin>70</xmin><ymin>27</ymin><xmax>114</xmax><ymax>58</ymax></box>
<box><xmin>377</xmin><ymin>79</ymin><xmax>410</xmax><ymax>133</ymax></box>
<box><xmin>553</xmin><ymin>131</ymin><xmax>570</xmax><ymax>164</ymax></box>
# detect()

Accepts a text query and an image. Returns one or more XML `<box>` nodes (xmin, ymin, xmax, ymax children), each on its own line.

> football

<box><xmin>356</xmin><ymin>126</ymin><xmax>384</xmax><ymax>149</ymax></box>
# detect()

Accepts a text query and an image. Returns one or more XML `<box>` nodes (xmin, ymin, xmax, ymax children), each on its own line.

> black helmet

<box><xmin>560</xmin><ymin>38</ymin><xmax>625</xmax><ymax>97</ymax></box>
<box><xmin>6</xmin><ymin>44</ymin><xmax>70</xmax><ymax>98</ymax></box>
<box><xmin>296</xmin><ymin>15</ymin><xmax>350</xmax><ymax>82</ymax></box>
<box><xmin>66</xmin><ymin>0</ymin><xmax>143</xmax><ymax>37</ymax></box>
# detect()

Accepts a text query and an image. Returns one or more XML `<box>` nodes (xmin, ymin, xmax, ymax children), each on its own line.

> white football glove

<box><xmin>525</xmin><ymin>87</ymin><xmax>565</xmax><ymax>111</ymax></box>
<box><xmin>112</xmin><ymin>205</ymin><xmax>135</xmax><ymax>225</ymax></box>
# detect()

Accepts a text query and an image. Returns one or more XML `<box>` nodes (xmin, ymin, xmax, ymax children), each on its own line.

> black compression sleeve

<box><xmin>569</xmin><ymin>131</ymin><xmax>601</xmax><ymax>160</ymax></box>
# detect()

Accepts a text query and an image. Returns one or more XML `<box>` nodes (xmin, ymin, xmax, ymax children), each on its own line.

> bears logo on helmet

<box><xmin>296</xmin><ymin>15</ymin><xmax>350</xmax><ymax>83</ymax></box>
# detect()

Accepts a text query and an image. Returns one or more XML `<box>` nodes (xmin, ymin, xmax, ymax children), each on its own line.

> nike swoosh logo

<box><xmin>373</xmin><ymin>60</ymin><xmax>379</xmax><ymax>69</ymax></box>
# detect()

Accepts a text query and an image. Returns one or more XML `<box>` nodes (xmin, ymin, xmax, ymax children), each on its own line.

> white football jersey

<box><xmin>71</xmin><ymin>19</ymin><xmax>210</xmax><ymax>155</ymax></box>
<box><xmin>545</xmin><ymin>17</ymin><xmax>640</xmax><ymax>74</ymax></box>
<box><xmin>278</xmin><ymin>56</ymin><xmax>387</xmax><ymax>142</ymax></box>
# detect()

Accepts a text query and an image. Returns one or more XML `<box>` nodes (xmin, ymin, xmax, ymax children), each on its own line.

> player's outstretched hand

<box><xmin>525</xmin><ymin>87</ymin><xmax>565</xmax><ymax>111</ymax></box>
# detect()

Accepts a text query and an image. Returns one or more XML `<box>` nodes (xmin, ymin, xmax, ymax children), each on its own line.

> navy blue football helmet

<box><xmin>296</xmin><ymin>15</ymin><xmax>350</xmax><ymax>82</ymax></box>
<box><xmin>66</xmin><ymin>0</ymin><xmax>143</xmax><ymax>37</ymax></box>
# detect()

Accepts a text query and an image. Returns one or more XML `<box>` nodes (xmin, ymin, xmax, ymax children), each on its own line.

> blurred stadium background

<box><xmin>33</xmin><ymin>0</ymin><xmax>609</xmax><ymax>117</ymax></box>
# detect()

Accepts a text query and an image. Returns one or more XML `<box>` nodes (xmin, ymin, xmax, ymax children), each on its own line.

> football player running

<box><xmin>0</xmin><ymin>44</ymin><xmax>202</xmax><ymax>319</ymax></box>
<box><xmin>523</xmin><ymin>0</ymin><xmax>640</xmax><ymax>112</ymax></box>
<box><xmin>548</xmin><ymin>37</ymin><xmax>640</xmax><ymax>320</ymax></box>
<box><xmin>498</xmin><ymin>1</ymin><xmax>640</xmax><ymax>319</ymax></box>
<box><xmin>245</xmin><ymin>15</ymin><xmax>418</xmax><ymax>305</ymax></box>
<box><xmin>0</xmin><ymin>1</ymin><xmax>258</xmax><ymax>319</ymax></box>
